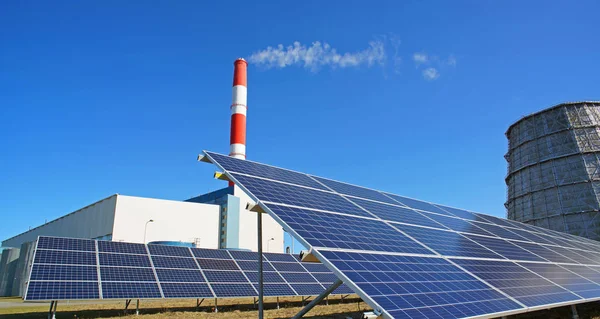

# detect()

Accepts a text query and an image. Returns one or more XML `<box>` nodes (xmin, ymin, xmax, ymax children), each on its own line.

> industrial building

<box><xmin>0</xmin><ymin>58</ymin><xmax>286</xmax><ymax>297</ymax></box>
<box><xmin>506</xmin><ymin>101</ymin><xmax>600</xmax><ymax>241</ymax></box>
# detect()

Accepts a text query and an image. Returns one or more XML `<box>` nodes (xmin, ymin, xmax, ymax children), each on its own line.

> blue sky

<box><xmin>1</xmin><ymin>1</ymin><xmax>599</xmax><ymax>247</ymax></box>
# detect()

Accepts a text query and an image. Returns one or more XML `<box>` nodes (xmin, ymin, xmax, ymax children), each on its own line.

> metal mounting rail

<box><xmin>291</xmin><ymin>279</ymin><xmax>343</xmax><ymax>319</ymax></box>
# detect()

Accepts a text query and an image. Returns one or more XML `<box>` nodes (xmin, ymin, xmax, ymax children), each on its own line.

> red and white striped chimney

<box><xmin>230</xmin><ymin>58</ymin><xmax>247</xmax><ymax>160</ymax></box>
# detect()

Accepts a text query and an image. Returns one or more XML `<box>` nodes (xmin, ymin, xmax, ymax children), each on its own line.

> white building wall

<box><xmin>234</xmin><ymin>186</ymin><xmax>284</xmax><ymax>253</ymax></box>
<box><xmin>112</xmin><ymin>195</ymin><xmax>220</xmax><ymax>248</ymax></box>
<box><xmin>1</xmin><ymin>195</ymin><xmax>117</xmax><ymax>248</ymax></box>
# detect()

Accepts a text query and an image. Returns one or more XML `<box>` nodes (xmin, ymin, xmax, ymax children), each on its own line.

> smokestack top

<box><xmin>233</xmin><ymin>58</ymin><xmax>248</xmax><ymax>87</ymax></box>
<box><xmin>234</xmin><ymin>58</ymin><xmax>248</xmax><ymax>65</ymax></box>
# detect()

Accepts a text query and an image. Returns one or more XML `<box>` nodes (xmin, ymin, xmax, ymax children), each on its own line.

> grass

<box><xmin>3</xmin><ymin>296</ymin><xmax>600</xmax><ymax>318</ymax></box>
<box><xmin>0</xmin><ymin>295</ymin><xmax>372</xmax><ymax>319</ymax></box>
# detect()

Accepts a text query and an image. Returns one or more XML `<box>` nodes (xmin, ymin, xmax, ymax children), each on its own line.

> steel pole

<box><xmin>257</xmin><ymin>211</ymin><xmax>264</xmax><ymax>319</ymax></box>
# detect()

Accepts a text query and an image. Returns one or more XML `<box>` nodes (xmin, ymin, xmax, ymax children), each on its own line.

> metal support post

<box><xmin>291</xmin><ymin>280</ymin><xmax>342</xmax><ymax>319</ymax></box>
<box><xmin>277</xmin><ymin>296</ymin><xmax>280</xmax><ymax>309</ymax></box>
<box><xmin>196</xmin><ymin>298</ymin><xmax>204</xmax><ymax>309</ymax></box>
<box><xmin>326</xmin><ymin>296</ymin><xmax>329</xmax><ymax>305</ymax></box>
<box><xmin>257</xmin><ymin>210</ymin><xmax>264</xmax><ymax>319</ymax></box>
<box><xmin>48</xmin><ymin>301</ymin><xmax>57</xmax><ymax>319</ymax></box>
<box><xmin>253</xmin><ymin>297</ymin><xmax>257</xmax><ymax>308</ymax></box>
<box><xmin>214</xmin><ymin>298</ymin><xmax>218</xmax><ymax>313</ymax></box>
<box><xmin>125</xmin><ymin>299</ymin><xmax>131</xmax><ymax>310</ymax></box>
<box><xmin>571</xmin><ymin>305</ymin><xmax>580</xmax><ymax>319</ymax></box>
<box><xmin>136</xmin><ymin>299</ymin><xmax>140</xmax><ymax>315</ymax></box>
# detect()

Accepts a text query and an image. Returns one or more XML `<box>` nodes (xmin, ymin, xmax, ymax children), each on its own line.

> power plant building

<box><xmin>505</xmin><ymin>101</ymin><xmax>600</xmax><ymax>241</ymax></box>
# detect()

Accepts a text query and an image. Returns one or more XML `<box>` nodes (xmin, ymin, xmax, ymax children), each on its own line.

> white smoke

<box><xmin>248</xmin><ymin>41</ymin><xmax>386</xmax><ymax>72</ymax></box>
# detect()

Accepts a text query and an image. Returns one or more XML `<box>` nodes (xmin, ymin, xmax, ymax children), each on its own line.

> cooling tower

<box><xmin>506</xmin><ymin>101</ymin><xmax>600</xmax><ymax>241</ymax></box>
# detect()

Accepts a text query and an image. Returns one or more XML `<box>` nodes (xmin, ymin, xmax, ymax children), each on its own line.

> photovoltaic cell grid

<box><xmin>25</xmin><ymin>236</ymin><xmax>351</xmax><ymax>301</ymax></box>
<box><xmin>204</xmin><ymin>150</ymin><xmax>600</xmax><ymax>319</ymax></box>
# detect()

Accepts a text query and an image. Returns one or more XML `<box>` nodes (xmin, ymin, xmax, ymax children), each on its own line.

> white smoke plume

<box><xmin>248</xmin><ymin>41</ymin><xmax>386</xmax><ymax>72</ymax></box>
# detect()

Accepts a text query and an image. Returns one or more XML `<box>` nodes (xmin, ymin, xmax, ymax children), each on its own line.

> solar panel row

<box><xmin>204</xmin><ymin>150</ymin><xmax>600</xmax><ymax>319</ymax></box>
<box><xmin>25</xmin><ymin>236</ymin><xmax>352</xmax><ymax>301</ymax></box>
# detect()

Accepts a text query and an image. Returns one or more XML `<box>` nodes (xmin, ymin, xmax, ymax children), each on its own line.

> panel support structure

<box><xmin>47</xmin><ymin>301</ymin><xmax>57</xmax><ymax>319</ymax></box>
<box><xmin>257</xmin><ymin>209</ymin><xmax>264</xmax><ymax>319</ymax></box>
<box><xmin>291</xmin><ymin>279</ymin><xmax>343</xmax><ymax>319</ymax></box>
<box><xmin>571</xmin><ymin>305</ymin><xmax>580</xmax><ymax>319</ymax></box>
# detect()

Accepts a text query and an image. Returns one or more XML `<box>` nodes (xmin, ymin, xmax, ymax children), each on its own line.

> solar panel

<box><xmin>161</xmin><ymin>283</ymin><xmax>213</xmax><ymax>298</ymax></box>
<box><xmin>205</xmin><ymin>151</ymin><xmax>329</xmax><ymax>190</ymax></box>
<box><xmin>452</xmin><ymin>259</ymin><xmax>581</xmax><ymax>307</ymax></box>
<box><xmin>347</xmin><ymin>197</ymin><xmax>446</xmax><ymax>229</ymax></box>
<box><xmin>26</xmin><ymin>282</ymin><xmax>100</xmax><ymax>300</ymax></box>
<box><xmin>232</xmin><ymin>173</ymin><xmax>372</xmax><ymax>218</ymax></box>
<box><xmin>266</xmin><ymin>203</ymin><xmax>434</xmax><ymax>254</ymax></box>
<box><xmin>26</xmin><ymin>236</ymin><xmax>351</xmax><ymax>301</ymax></box>
<box><xmin>204</xmin><ymin>150</ymin><xmax>600</xmax><ymax>318</ymax></box>
<box><xmin>310</xmin><ymin>175</ymin><xmax>399</xmax><ymax>205</ymax></box>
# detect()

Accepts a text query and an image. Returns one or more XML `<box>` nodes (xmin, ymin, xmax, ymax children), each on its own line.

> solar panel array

<box><xmin>204</xmin><ymin>150</ymin><xmax>600</xmax><ymax>319</ymax></box>
<box><xmin>24</xmin><ymin>236</ymin><xmax>353</xmax><ymax>300</ymax></box>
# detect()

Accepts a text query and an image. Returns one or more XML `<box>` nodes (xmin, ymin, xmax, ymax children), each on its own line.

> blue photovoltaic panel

<box><xmin>161</xmin><ymin>283</ymin><xmax>213</xmax><ymax>298</ymax></box>
<box><xmin>191</xmin><ymin>248</ymin><xmax>232</xmax><ymax>259</ymax></box>
<box><xmin>393</xmin><ymin>224</ymin><xmax>503</xmax><ymax>259</ymax></box>
<box><xmin>155</xmin><ymin>269</ymin><xmax>206</xmax><ymax>283</ymax></box>
<box><xmin>544</xmin><ymin>245</ymin><xmax>600</xmax><ymax>265</ymax></box>
<box><xmin>264</xmin><ymin>252</ymin><xmax>298</xmax><ymax>262</ymax></box>
<box><xmin>333</xmin><ymin>284</ymin><xmax>355</xmax><ymax>295</ymax></box>
<box><xmin>562</xmin><ymin>266</ymin><xmax>600</xmax><ymax>285</ymax></box>
<box><xmin>35</xmin><ymin>250</ymin><xmax>96</xmax><ymax>266</ymax></box>
<box><xmin>97</xmin><ymin>241</ymin><xmax>147</xmax><ymax>254</ymax></box>
<box><xmin>26</xmin><ymin>236</ymin><xmax>352</xmax><ymax>301</ymax></box>
<box><xmin>383</xmin><ymin>194</ymin><xmax>456</xmax><ymax>217</ymax></box>
<box><xmin>321</xmin><ymin>251</ymin><xmax>522</xmax><ymax>319</ymax></box>
<box><xmin>151</xmin><ymin>256</ymin><xmax>198</xmax><ymax>269</ymax></box>
<box><xmin>452</xmin><ymin>259</ymin><xmax>581</xmax><ymax>307</ymax></box>
<box><xmin>270</xmin><ymin>262</ymin><xmax>307</xmax><ymax>273</ymax></box>
<box><xmin>244</xmin><ymin>271</ymin><xmax>286</xmax><ymax>283</ymax></box>
<box><xmin>99</xmin><ymin>253</ymin><xmax>152</xmax><ymax>268</ymax></box>
<box><xmin>100</xmin><ymin>267</ymin><xmax>156</xmax><ymax>282</ymax></box>
<box><xmin>231</xmin><ymin>173</ymin><xmax>372</xmax><ymax>218</ymax></box>
<box><xmin>280</xmin><ymin>272</ymin><xmax>318</xmax><ymax>283</ymax></box>
<box><xmin>470</xmin><ymin>222</ymin><xmax>532</xmax><ymax>242</ymax></box>
<box><xmin>228</xmin><ymin>250</ymin><xmax>265</xmax><ymax>261</ymax></box>
<box><xmin>510</xmin><ymin>242</ymin><xmax>578</xmax><ymax>264</ymax></box>
<box><xmin>205</xmin><ymin>151</ymin><xmax>328</xmax><ymax>190</ymax></box>
<box><xmin>30</xmin><ymin>265</ymin><xmax>98</xmax><ymax>281</ymax></box>
<box><xmin>203</xmin><ymin>270</ymin><xmax>248</xmax><ymax>283</ymax></box>
<box><xmin>266</xmin><ymin>203</ymin><xmax>433</xmax><ymax>255</ymax></box>
<box><xmin>421</xmin><ymin>213</ymin><xmax>495</xmax><ymax>236</ymax></box>
<box><xmin>518</xmin><ymin>263</ymin><xmax>600</xmax><ymax>299</ymax></box>
<box><xmin>432</xmin><ymin>204</ymin><xmax>481</xmax><ymax>221</ymax></box>
<box><xmin>203</xmin><ymin>151</ymin><xmax>600</xmax><ymax>318</ymax></box>
<box><xmin>211</xmin><ymin>283</ymin><xmax>257</xmax><ymax>297</ymax></box>
<box><xmin>462</xmin><ymin>235</ymin><xmax>547</xmax><ymax>262</ymax></box>
<box><xmin>310</xmin><ymin>176</ymin><xmax>399</xmax><ymax>205</ymax></box>
<box><xmin>256</xmin><ymin>284</ymin><xmax>296</xmax><ymax>296</ymax></box>
<box><xmin>102</xmin><ymin>282</ymin><xmax>162</xmax><ymax>299</ymax></box>
<box><xmin>37</xmin><ymin>237</ymin><xmax>95</xmax><ymax>252</ymax></box>
<box><xmin>301</xmin><ymin>263</ymin><xmax>330</xmax><ymax>273</ymax></box>
<box><xmin>248</xmin><ymin>271</ymin><xmax>290</xmax><ymax>284</ymax></box>
<box><xmin>197</xmin><ymin>258</ymin><xmax>239</xmax><ymax>270</ymax></box>
<box><xmin>236</xmin><ymin>260</ymin><xmax>275</xmax><ymax>272</ymax></box>
<box><xmin>26</xmin><ymin>281</ymin><xmax>100</xmax><ymax>300</ymax></box>
<box><xmin>312</xmin><ymin>273</ymin><xmax>339</xmax><ymax>283</ymax></box>
<box><xmin>148</xmin><ymin>245</ymin><xmax>193</xmax><ymax>257</ymax></box>
<box><xmin>290</xmin><ymin>283</ymin><xmax>326</xmax><ymax>296</ymax></box>
<box><xmin>348</xmin><ymin>197</ymin><xmax>446</xmax><ymax>229</ymax></box>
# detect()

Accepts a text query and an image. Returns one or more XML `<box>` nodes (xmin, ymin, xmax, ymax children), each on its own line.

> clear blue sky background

<box><xmin>1</xmin><ymin>1</ymin><xmax>599</xmax><ymax>249</ymax></box>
